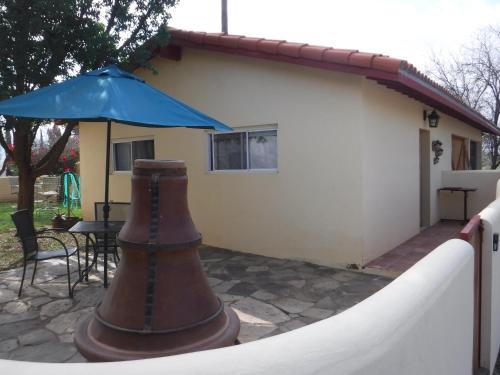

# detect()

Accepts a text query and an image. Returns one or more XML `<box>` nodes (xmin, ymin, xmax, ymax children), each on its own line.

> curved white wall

<box><xmin>0</xmin><ymin>239</ymin><xmax>474</xmax><ymax>375</ymax></box>
<box><xmin>479</xmin><ymin>198</ymin><xmax>500</xmax><ymax>373</ymax></box>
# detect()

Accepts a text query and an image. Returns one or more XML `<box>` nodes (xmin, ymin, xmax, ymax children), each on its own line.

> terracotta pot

<box><xmin>52</xmin><ymin>215</ymin><xmax>81</xmax><ymax>230</ymax></box>
<box><xmin>74</xmin><ymin>159</ymin><xmax>240</xmax><ymax>362</ymax></box>
<box><xmin>51</xmin><ymin>215</ymin><xmax>65</xmax><ymax>229</ymax></box>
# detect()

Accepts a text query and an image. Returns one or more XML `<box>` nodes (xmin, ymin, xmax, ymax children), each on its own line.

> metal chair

<box><xmin>11</xmin><ymin>209</ymin><xmax>81</xmax><ymax>297</ymax></box>
<box><xmin>93</xmin><ymin>202</ymin><xmax>130</xmax><ymax>265</ymax></box>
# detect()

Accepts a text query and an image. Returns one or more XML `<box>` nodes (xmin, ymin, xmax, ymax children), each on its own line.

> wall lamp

<box><xmin>423</xmin><ymin>109</ymin><xmax>440</xmax><ymax>128</ymax></box>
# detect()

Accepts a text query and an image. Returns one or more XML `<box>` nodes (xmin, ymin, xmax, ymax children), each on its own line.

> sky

<box><xmin>169</xmin><ymin>0</ymin><xmax>500</xmax><ymax>71</ymax></box>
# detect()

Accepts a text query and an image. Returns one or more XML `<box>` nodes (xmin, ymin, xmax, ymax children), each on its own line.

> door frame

<box><xmin>419</xmin><ymin>129</ymin><xmax>431</xmax><ymax>228</ymax></box>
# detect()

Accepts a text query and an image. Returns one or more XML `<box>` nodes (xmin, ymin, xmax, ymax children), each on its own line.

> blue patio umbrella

<box><xmin>0</xmin><ymin>64</ymin><xmax>230</xmax><ymax>217</ymax></box>
<box><xmin>0</xmin><ymin>64</ymin><xmax>231</xmax><ymax>287</ymax></box>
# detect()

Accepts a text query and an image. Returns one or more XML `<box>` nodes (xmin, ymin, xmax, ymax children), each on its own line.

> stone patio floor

<box><xmin>0</xmin><ymin>246</ymin><xmax>391</xmax><ymax>363</ymax></box>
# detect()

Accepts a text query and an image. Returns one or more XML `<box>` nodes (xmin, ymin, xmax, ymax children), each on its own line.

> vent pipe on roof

<box><xmin>222</xmin><ymin>0</ymin><xmax>228</xmax><ymax>33</ymax></box>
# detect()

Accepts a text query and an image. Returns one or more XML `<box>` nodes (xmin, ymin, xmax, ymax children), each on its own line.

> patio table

<box><xmin>438</xmin><ymin>186</ymin><xmax>477</xmax><ymax>223</ymax></box>
<box><xmin>69</xmin><ymin>220</ymin><xmax>124</xmax><ymax>294</ymax></box>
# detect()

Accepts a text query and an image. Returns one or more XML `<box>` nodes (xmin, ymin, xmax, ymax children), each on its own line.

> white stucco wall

<box><xmin>478</xmin><ymin>198</ymin><xmax>500</xmax><ymax>373</ymax></box>
<box><xmin>429</xmin><ymin>117</ymin><xmax>482</xmax><ymax>223</ymax></box>
<box><xmin>360</xmin><ymin>80</ymin><xmax>420</xmax><ymax>264</ymax></box>
<box><xmin>79</xmin><ymin>47</ymin><xmax>483</xmax><ymax>267</ymax></box>
<box><xmin>0</xmin><ymin>239</ymin><xmax>474</xmax><ymax>374</ymax></box>
<box><xmin>80</xmin><ymin>49</ymin><xmax>366</xmax><ymax>267</ymax></box>
<box><xmin>359</xmin><ymin>81</ymin><xmax>482</xmax><ymax>264</ymax></box>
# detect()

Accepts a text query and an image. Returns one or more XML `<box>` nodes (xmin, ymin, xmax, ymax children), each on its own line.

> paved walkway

<box><xmin>364</xmin><ymin>220</ymin><xmax>464</xmax><ymax>277</ymax></box>
<box><xmin>0</xmin><ymin>246</ymin><xmax>391</xmax><ymax>362</ymax></box>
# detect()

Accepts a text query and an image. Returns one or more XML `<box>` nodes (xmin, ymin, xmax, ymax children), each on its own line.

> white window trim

<box><xmin>207</xmin><ymin>125</ymin><xmax>278</xmax><ymax>173</ymax></box>
<box><xmin>111</xmin><ymin>136</ymin><xmax>155</xmax><ymax>174</ymax></box>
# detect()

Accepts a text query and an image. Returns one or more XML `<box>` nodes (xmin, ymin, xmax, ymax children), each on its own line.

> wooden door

<box><xmin>452</xmin><ymin>135</ymin><xmax>469</xmax><ymax>170</ymax></box>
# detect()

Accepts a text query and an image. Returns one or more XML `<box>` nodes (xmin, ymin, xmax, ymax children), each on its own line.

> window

<box><xmin>209</xmin><ymin>129</ymin><xmax>277</xmax><ymax>171</ymax></box>
<box><xmin>113</xmin><ymin>138</ymin><xmax>154</xmax><ymax>172</ymax></box>
<box><xmin>470</xmin><ymin>140</ymin><xmax>480</xmax><ymax>170</ymax></box>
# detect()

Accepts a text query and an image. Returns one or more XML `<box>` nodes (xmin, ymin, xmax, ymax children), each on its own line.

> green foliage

<box><xmin>0</xmin><ymin>0</ymin><xmax>178</xmax><ymax>212</ymax></box>
<box><xmin>0</xmin><ymin>0</ymin><xmax>178</xmax><ymax>100</ymax></box>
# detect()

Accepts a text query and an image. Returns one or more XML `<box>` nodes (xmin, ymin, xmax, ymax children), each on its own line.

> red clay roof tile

<box><xmin>164</xmin><ymin>28</ymin><xmax>498</xmax><ymax>135</ymax></box>
<box><xmin>299</xmin><ymin>45</ymin><xmax>328</xmax><ymax>61</ymax></box>
<box><xmin>237</xmin><ymin>37</ymin><xmax>264</xmax><ymax>51</ymax></box>
<box><xmin>277</xmin><ymin>42</ymin><xmax>308</xmax><ymax>58</ymax></box>
<box><xmin>256</xmin><ymin>39</ymin><xmax>285</xmax><ymax>54</ymax></box>
<box><xmin>322</xmin><ymin>49</ymin><xmax>357</xmax><ymax>65</ymax></box>
<box><xmin>186</xmin><ymin>31</ymin><xmax>206</xmax><ymax>44</ymax></box>
<box><xmin>371</xmin><ymin>56</ymin><xmax>403</xmax><ymax>73</ymax></box>
<box><xmin>218</xmin><ymin>35</ymin><xmax>244</xmax><ymax>49</ymax></box>
<box><xmin>204</xmin><ymin>33</ymin><xmax>223</xmax><ymax>46</ymax></box>
<box><xmin>348</xmin><ymin>52</ymin><xmax>381</xmax><ymax>69</ymax></box>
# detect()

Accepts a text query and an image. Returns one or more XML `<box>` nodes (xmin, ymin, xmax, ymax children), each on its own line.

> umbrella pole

<box><xmin>103</xmin><ymin>119</ymin><xmax>111</xmax><ymax>288</ymax></box>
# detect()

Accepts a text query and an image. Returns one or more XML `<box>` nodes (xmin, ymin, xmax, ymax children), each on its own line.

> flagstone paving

<box><xmin>0</xmin><ymin>246</ymin><xmax>391</xmax><ymax>363</ymax></box>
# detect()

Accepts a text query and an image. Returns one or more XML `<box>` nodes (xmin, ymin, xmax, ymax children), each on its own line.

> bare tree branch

<box><xmin>117</xmin><ymin>1</ymin><xmax>157</xmax><ymax>54</ymax></box>
<box><xmin>429</xmin><ymin>26</ymin><xmax>500</xmax><ymax>169</ymax></box>
<box><xmin>105</xmin><ymin>0</ymin><xmax>122</xmax><ymax>33</ymax></box>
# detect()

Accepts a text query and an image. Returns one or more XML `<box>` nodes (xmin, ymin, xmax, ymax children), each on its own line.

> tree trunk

<box><xmin>17</xmin><ymin>167</ymin><xmax>36</xmax><ymax>214</ymax></box>
<box><xmin>9</xmin><ymin>121</ymin><xmax>76</xmax><ymax>217</ymax></box>
<box><xmin>13</xmin><ymin>124</ymin><xmax>36</xmax><ymax>215</ymax></box>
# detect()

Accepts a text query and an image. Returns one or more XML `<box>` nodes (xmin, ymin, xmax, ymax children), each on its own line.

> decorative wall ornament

<box><xmin>432</xmin><ymin>140</ymin><xmax>443</xmax><ymax>164</ymax></box>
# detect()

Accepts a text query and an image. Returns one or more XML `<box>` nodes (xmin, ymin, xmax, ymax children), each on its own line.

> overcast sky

<box><xmin>169</xmin><ymin>0</ymin><xmax>500</xmax><ymax>71</ymax></box>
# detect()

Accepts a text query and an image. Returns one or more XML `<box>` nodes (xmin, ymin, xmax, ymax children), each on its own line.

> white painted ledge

<box><xmin>0</xmin><ymin>239</ymin><xmax>474</xmax><ymax>375</ymax></box>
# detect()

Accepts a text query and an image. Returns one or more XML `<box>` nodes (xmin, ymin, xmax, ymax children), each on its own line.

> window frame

<box><xmin>207</xmin><ymin>126</ymin><xmax>278</xmax><ymax>173</ymax></box>
<box><xmin>111</xmin><ymin>136</ymin><xmax>155</xmax><ymax>174</ymax></box>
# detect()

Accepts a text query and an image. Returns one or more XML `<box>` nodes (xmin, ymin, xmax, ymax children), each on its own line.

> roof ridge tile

<box><xmin>256</xmin><ymin>39</ymin><xmax>286</xmax><ymax>55</ymax></box>
<box><xmin>237</xmin><ymin>37</ymin><xmax>264</xmax><ymax>51</ymax></box>
<box><xmin>165</xmin><ymin>27</ymin><xmax>498</xmax><ymax>134</ymax></box>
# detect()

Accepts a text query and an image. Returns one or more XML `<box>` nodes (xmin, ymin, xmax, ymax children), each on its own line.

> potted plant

<box><xmin>52</xmin><ymin>209</ymin><xmax>65</xmax><ymax>229</ymax></box>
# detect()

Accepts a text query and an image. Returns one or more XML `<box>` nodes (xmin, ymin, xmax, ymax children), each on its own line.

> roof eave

<box><xmin>394</xmin><ymin>70</ymin><xmax>500</xmax><ymax>136</ymax></box>
<box><xmin>164</xmin><ymin>29</ymin><xmax>499</xmax><ymax>136</ymax></box>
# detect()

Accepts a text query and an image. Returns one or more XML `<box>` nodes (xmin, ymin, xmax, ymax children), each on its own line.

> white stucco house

<box><xmin>79</xmin><ymin>28</ymin><xmax>500</xmax><ymax>269</ymax></box>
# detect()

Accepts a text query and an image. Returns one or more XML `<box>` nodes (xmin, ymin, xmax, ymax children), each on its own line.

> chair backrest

<box><xmin>11</xmin><ymin>209</ymin><xmax>38</xmax><ymax>258</ymax></box>
<box><xmin>94</xmin><ymin>202</ymin><xmax>130</xmax><ymax>221</ymax></box>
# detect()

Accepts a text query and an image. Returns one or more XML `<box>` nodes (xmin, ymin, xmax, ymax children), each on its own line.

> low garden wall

<box><xmin>0</xmin><ymin>239</ymin><xmax>474</xmax><ymax>374</ymax></box>
<box><xmin>0</xmin><ymin>176</ymin><xmax>17</xmax><ymax>203</ymax></box>
<box><xmin>479</xmin><ymin>191</ymin><xmax>500</xmax><ymax>373</ymax></box>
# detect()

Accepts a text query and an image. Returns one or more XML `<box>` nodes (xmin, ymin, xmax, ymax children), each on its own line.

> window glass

<box><xmin>132</xmin><ymin>140</ymin><xmax>155</xmax><ymax>160</ymax></box>
<box><xmin>213</xmin><ymin>133</ymin><xmax>247</xmax><ymax>170</ymax></box>
<box><xmin>248</xmin><ymin>130</ymin><xmax>277</xmax><ymax>169</ymax></box>
<box><xmin>470</xmin><ymin>140</ymin><xmax>479</xmax><ymax>170</ymax></box>
<box><xmin>114</xmin><ymin>142</ymin><xmax>132</xmax><ymax>171</ymax></box>
<box><xmin>113</xmin><ymin>139</ymin><xmax>154</xmax><ymax>172</ymax></box>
